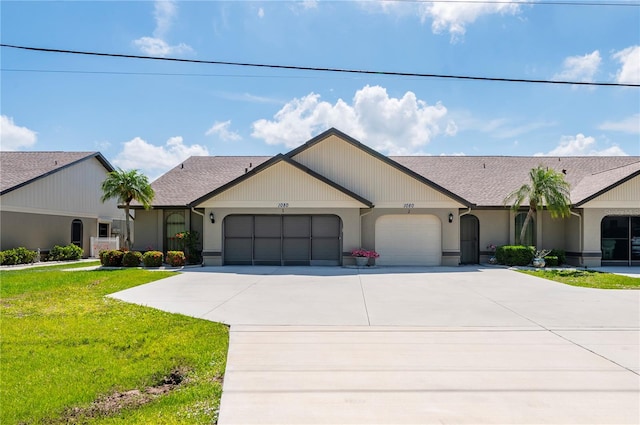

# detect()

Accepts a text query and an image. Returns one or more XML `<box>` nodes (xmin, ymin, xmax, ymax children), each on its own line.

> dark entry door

<box><xmin>460</xmin><ymin>215</ymin><xmax>479</xmax><ymax>264</ymax></box>
<box><xmin>71</xmin><ymin>219</ymin><xmax>83</xmax><ymax>248</ymax></box>
<box><xmin>224</xmin><ymin>215</ymin><xmax>341</xmax><ymax>266</ymax></box>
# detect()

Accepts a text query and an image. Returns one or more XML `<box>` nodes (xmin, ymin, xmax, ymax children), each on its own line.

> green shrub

<box><xmin>100</xmin><ymin>250</ymin><xmax>124</xmax><ymax>267</ymax></box>
<box><xmin>122</xmin><ymin>251</ymin><xmax>143</xmax><ymax>267</ymax></box>
<box><xmin>142</xmin><ymin>251</ymin><xmax>164</xmax><ymax>267</ymax></box>
<box><xmin>0</xmin><ymin>251</ymin><xmax>4</xmax><ymax>265</ymax></box>
<box><xmin>495</xmin><ymin>245</ymin><xmax>535</xmax><ymax>266</ymax></box>
<box><xmin>166</xmin><ymin>251</ymin><xmax>186</xmax><ymax>267</ymax></box>
<box><xmin>548</xmin><ymin>249</ymin><xmax>566</xmax><ymax>265</ymax></box>
<box><xmin>48</xmin><ymin>244</ymin><xmax>83</xmax><ymax>261</ymax></box>
<box><xmin>1</xmin><ymin>247</ymin><xmax>38</xmax><ymax>265</ymax></box>
<box><xmin>545</xmin><ymin>256</ymin><xmax>559</xmax><ymax>267</ymax></box>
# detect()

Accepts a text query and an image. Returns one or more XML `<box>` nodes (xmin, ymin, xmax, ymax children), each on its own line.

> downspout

<box><xmin>459</xmin><ymin>207</ymin><xmax>472</xmax><ymax>218</ymax></box>
<box><xmin>570</xmin><ymin>210</ymin><xmax>582</xmax><ymax>265</ymax></box>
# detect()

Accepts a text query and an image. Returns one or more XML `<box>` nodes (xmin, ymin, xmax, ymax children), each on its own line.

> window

<box><xmin>166</xmin><ymin>212</ymin><xmax>186</xmax><ymax>251</ymax></box>
<box><xmin>515</xmin><ymin>212</ymin><xmax>535</xmax><ymax>246</ymax></box>
<box><xmin>601</xmin><ymin>216</ymin><xmax>639</xmax><ymax>264</ymax></box>
<box><xmin>98</xmin><ymin>223</ymin><xmax>110</xmax><ymax>238</ymax></box>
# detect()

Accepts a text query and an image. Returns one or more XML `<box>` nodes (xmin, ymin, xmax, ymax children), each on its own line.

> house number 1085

<box><xmin>278</xmin><ymin>203</ymin><xmax>289</xmax><ymax>208</ymax></box>
<box><xmin>403</xmin><ymin>203</ymin><xmax>415</xmax><ymax>209</ymax></box>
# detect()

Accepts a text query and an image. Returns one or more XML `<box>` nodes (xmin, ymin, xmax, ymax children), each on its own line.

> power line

<box><xmin>389</xmin><ymin>0</ymin><xmax>639</xmax><ymax>6</ymax></box>
<box><xmin>1</xmin><ymin>43</ymin><xmax>638</xmax><ymax>87</ymax></box>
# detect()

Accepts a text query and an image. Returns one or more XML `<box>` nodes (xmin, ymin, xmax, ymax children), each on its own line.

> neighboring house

<box><xmin>0</xmin><ymin>151</ymin><xmax>126</xmax><ymax>257</ymax></box>
<box><xmin>133</xmin><ymin>128</ymin><xmax>640</xmax><ymax>267</ymax></box>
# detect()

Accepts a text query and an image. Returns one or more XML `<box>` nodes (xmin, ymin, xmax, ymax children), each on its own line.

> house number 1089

<box><xmin>403</xmin><ymin>203</ymin><xmax>415</xmax><ymax>209</ymax></box>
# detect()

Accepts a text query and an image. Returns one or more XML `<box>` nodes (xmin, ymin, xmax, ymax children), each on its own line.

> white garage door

<box><xmin>375</xmin><ymin>214</ymin><xmax>441</xmax><ymax>266</ymax></box>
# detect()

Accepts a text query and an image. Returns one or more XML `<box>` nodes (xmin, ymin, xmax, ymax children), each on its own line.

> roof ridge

<box><xmin>586</xmin><ymin>160</ymin><xmax>640</xmax><ymax>176</ymax></box>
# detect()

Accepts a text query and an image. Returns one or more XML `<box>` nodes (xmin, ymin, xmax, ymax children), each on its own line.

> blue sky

<box><xmin>2</xmin><ymin>0</ymin><xmax>639</xmax><ymax>180</ymax></box>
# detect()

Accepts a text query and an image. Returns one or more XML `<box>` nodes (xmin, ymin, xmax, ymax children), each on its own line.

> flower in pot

<box><xmin>351</xmin><ymin>248</ymin><xmax>379</xmax><ymax>267</ymax></box>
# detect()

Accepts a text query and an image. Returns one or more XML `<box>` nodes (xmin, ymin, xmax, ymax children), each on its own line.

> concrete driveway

<box><xmin>110</xmin><ymin>266</ymin><xmax>640</xmax><ymax>424</ymax></box>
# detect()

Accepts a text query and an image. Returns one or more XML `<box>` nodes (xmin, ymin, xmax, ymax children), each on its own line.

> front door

<box><xmin>71</xmin><ymin>219</ymin><xmax>83</xmax><ymax>248</ymax></box>
<box><xmin>460</xmin><ymin>215</ymin><xmax>479</xmax><ymax>264</ymax></box>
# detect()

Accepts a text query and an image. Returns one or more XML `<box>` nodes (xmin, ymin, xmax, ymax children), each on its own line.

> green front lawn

<box><xmin>0</xmin><ymin>265</ymin><xmax>229</xmax><ymax>424</ymax></box>
<box><xmin>520</xmin><ymin>268</ymin><xmax>640</xmax><ymax>289</ymax></box>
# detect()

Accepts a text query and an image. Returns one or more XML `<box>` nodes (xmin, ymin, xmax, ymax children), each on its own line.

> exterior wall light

<box><xmin>448</xmin><ymin>212</ymin><xmax>454</xmax><ymax>223</ymax></box>
<box><xmin>209</xmin><ymin>212</ymin><xmax>215</xmax><ymax>224</ymax></box>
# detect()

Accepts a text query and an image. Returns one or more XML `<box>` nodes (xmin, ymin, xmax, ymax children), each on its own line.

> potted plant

<box><xmin>533</xmin><ymin>249</ymin><xmax>551</xmax><ymax>268</ymax></box>
<box><xmin>351</xmin><ymin>248</ymin><xmax>379</xmax><ymax>267</ymax></box>
<box><xmin>486</xmin><ymin>244</ymin><xmax>497</xmax><ymax>264</ymax></box>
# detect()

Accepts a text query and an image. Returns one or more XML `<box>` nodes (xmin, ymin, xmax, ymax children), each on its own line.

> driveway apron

<box><xmin>110</xmin><ymin>266</ymin><xmax>640</xmax><ymax>424</ymax></box>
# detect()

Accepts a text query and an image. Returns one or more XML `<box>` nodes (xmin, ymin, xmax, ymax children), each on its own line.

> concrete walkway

<box><xmin>110</xmin><ymin>266</ymin><xmax>640</xmax><ymax>424</ymax></box>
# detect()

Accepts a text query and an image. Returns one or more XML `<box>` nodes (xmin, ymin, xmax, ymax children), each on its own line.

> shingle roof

<box><xmin>146</xmin><ymin>156</ymin><xmax>271</xmax><ymax>207</ymax></box>
<box><xmin>147</xmin><ymin>154</ymin><xmax>639</xmax><ymax>208</ymax></box>
<box><xmin>0</xmin><ymin>151</ymin><xmax>113</xmax><ymax>195</ymax></box>
<box><xmin>571</xmin><ymin>161</ymin><xmax>640</xmax><ymax>206</ymax></box>
<box><xmin>392</xmin><ymin>156</ymin><xmax>640</xmax><ymax>206</ymax></box>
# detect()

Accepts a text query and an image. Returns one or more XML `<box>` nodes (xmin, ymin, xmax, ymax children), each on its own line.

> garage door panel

<box><xmin>283</xmin><ymin>216</ymin><xmax>310</xmax><ymax>237</ymax></box>
<box><xmin>224</xmin><ymin>238</ymin><xmax>253</xmax><ymax>265</ymax></box>
<box><xmin>283</xmin><ymin>239</ymin><xmax>310</xmax><ymax>262</ymax></box>
<box><xmin>376</xmin><ymin>214</ymin><xmax>441</xmax><ymax>266</ymax></box>
<box><xmin>312</xmin><ymin>238</ymin><xmax>340</xmax><ymax>261</ymax></box>
<box><xmin>224</xmin><ymin>215</ymin><xmax>341</xmax><ymax>265</ymax></box>
<box><xmin>255</xmin><ymin>216</ymin><xmax>281</xmax><ymax>237</ymax></box>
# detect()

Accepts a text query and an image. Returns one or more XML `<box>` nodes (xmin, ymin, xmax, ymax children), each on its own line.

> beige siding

<box><xmin>197</xmin><ymin>161</ymin><xmax>367</xmax><ymax>208</ymax></box>
<box><xmin>1</xmin><ymin>157</ymin><xmax>123</xmax><ymax>220</ymax></box>
<box><xmin>292</xmin><ymin>135</ymin><xmax>463</xmax><ymax>208</ymax></box>
<box><xmin>581</xmin><ymin>176</ymin><xmax>640</xmax><ymax>208</ymax></box>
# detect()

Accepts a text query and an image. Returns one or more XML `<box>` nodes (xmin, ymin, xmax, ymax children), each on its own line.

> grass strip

<box><xmin>0</xmin><ymin>267</ymin><xmax>228</xmax><ymax>424</ymax></box>
<box><xmin>519</xmin><ymin>268</ymin><xmax>640</xmax><ymax>289</ymax></box>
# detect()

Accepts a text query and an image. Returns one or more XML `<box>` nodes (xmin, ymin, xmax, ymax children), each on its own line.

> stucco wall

<box><xmin>0</xmin><ymin>211</ymin><xmax>96</xmax><ymax>256</ymax></box>
<box><xmin>133</xmin><ymin>209</ymin><xmax>163</xmax><ymax>251</ymax></box>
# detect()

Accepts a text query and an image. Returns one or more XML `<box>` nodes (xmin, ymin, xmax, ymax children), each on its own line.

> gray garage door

<box><xmin>224</xmin><ymin>215</ymin><xmax>342</xmax><ymax>266</ymax></box>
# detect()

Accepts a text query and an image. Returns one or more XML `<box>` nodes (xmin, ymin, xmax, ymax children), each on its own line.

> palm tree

<box><xmin>101</xmin><ymin>169</ymin><xmax>154</xmax><ymax>250</ymax></box>
<box><xmin>504</xmin><ymin>166</ymin><xmax>571</xmax><ymax>246</ymax></box>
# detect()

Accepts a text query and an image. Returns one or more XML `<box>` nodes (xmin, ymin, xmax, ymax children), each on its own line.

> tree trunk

<box><xmin>124</xmin><ymin>203</ymin><xmax>131</xmax><ymax>250</ymax></box>
<box><xmin>519</xmin><ymin>208</ymin><xmax>535</xmax><ymax>246</ymax></box>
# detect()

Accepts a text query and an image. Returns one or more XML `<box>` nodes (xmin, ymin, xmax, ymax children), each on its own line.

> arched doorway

<box><xmin>460</xmin><ymin>215</ymin><xmax>479</xmax><ymax>264</ymax></box>
<box><xmin>71</xmin><ymin>219</ymin><xmax>83</xmax><ymax>248</ymax></box>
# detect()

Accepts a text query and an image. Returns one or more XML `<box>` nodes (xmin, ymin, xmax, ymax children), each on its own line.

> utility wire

<box><xmin>386</xmin><ymin>0</ymin><xmax>639</xmax><ymax>5</ymax></box>
<box><xmin>1</xmin><ymin>43</ymin><xmax>638</xmax><ymax>87</ymax></box>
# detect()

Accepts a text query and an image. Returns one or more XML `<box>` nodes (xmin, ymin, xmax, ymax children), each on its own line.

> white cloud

<box><xmin>599</xmin><ymin>113</ymin><xmax>640</xmax><ymax>134</ymax></box>
<box><xmin>205</xmin><ymin>120</ymin><xmax>242</xmax><ymax>142</ymax></box>
<box><xmin>133</xmin><ymin>37</ymin><xmax>193</xmax><ymax>56</ymax></box>
<box><xmin>0</xmin><ymin>115</ymin><xmax>37</xmax><ymax>151</ymax></box>
<box><xmin>553</xmin><ymin>50</ymin><xmax>601</xmax><ymax>83</ymax></box>
<box><xmin>252</xmin><ymin>85</ymin><xmax>452</xmax><ymax>155</ymax></box>
<box><xmin>258</xmin><ymin>7</ymin><xmax>265</xmax><ymax>18</ymax></box>
<box><xmin>535</xmin><ymin>133</ymin><xmax>627</xmax><ymax>156</ymax></box>
<box><xmin>612</xmin><ymin>45</ymin><xmax>640</xmax><ymax>84</ymax></box>
<box><xmin>421</xmin><ymin>0</ymin><xmax>521</xmax><ymax>41</ymax></box>
<box><xmin>133</xmin><ymin>0</ymin><xmax>193</xmax><ymax>57</ymax></box>
<box><xmin>113</xmin><ymin>136</ymin><xmax>209</xmax><ymax>180</ymax></box>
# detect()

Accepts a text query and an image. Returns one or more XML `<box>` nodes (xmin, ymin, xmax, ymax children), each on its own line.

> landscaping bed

<box><xmin>0</xmin><ymin>265</ymin><xmax>228</xmax><ymax>424</ymax></box>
